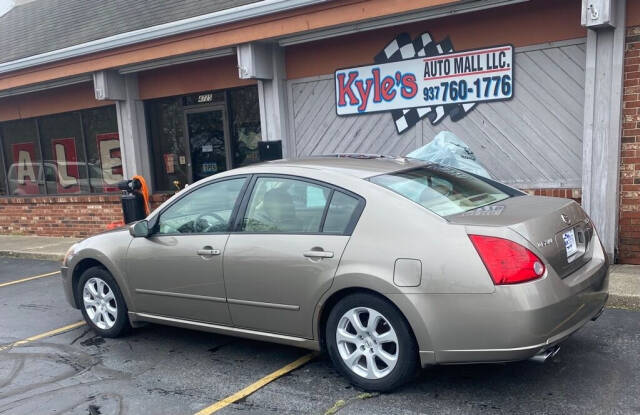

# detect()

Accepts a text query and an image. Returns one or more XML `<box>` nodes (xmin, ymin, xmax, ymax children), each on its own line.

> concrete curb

<box><xmin>607</xmin><ymin>293</ymin><xmax>640</xmax><ymax>311</ymax></box>
<box><xmin>0</xmin><ymin>235</ymin><xmax>78</xmax><ymax>263</ymax></box>
<box><xmin>0</xmin><ymin>250</ymin><xmax>64</xmax><ymax>262</ymax></box>
<box><xmin>608</xmin><ymin>265</ymin><xmax>640</xmax><ymax>311</ymax></box>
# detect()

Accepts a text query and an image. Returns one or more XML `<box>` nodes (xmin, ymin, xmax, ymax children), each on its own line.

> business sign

<box><xmin>335</xmin><ymin>32</ymin><xmax>514</xmax><ymax>134</ymax></box>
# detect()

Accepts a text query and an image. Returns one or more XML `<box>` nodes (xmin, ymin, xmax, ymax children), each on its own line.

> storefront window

<box><xmin>82</xmin><ymin>106</ymin><xmax>121</xmax><ymax>193</ymax></box>
<box><xmin>2</xmin><ymin>119</ymin><xmax>43</xmax><ymax>195</ymax></box>
<box><xmin>0</xmin><ymin>151</ymin><xmax>5</xmax><ymax>195</ymax></box>
<box><xmin>0</xmin><ymin>105</ymin><xmax>119</xmax><ymax>196</ymax></box>
<box><xmin>146</xmin><ymin>86</ymin><xmax>262</xmax><ymax>192</ymax></box>
<box><xmin>228</xmin><ymin>87</ymin><xmax>261</xmax><ymax>168</ymax></box>
<box><xmin>146</xmin><ymin>97</ymin><xmax>189</xmax><ymax>191</ymax></box>
<box><xmin>39</xmin><ymin>112</ymin><xmax>88</xmax><ymax>194</ymax></box>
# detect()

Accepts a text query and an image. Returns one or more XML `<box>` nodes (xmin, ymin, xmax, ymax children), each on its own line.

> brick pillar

<box><xmin>620</xmin><ymin>26</ymin><xmax>640</xmax><ymax>264</ymax></box>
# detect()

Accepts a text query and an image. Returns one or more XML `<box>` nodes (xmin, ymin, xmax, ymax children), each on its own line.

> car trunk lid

<box><xmin>447</xmin><ymin>196</ymin><xmax>594</xmax><ymax>279</ymax></box>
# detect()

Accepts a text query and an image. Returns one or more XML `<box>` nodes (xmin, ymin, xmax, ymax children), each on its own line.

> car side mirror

<box><xmin>129</xmin><ymin>220</ymin><xmax>150</xmax><ymax>238</ymax></box>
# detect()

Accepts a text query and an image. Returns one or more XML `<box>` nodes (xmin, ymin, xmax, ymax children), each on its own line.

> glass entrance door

<box><xmin>186</xmin><ymin>107</ymin><xmax>231</xmax><ymax>182</ymax></box>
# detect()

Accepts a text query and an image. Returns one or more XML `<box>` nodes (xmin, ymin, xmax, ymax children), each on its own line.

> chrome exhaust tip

<box><xmin>529</xmin><ymin>345</ymin><xmax>560</xmax><ymax>363</ymax></box>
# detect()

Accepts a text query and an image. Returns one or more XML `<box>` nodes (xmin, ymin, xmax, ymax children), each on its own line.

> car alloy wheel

<box><xmin>326</xmin><ymin>293</ymin><xmax>418</xmax><ymax>391</ymax></box>
<box><xmin>82</xmin><ymin>277</ymin><xmax>118</xmax><ymax>330</ymax></box>
<box><xmin>336</xmin><ymin>307</ymin><xmax>399</xmax><ymax>379</ymax></box>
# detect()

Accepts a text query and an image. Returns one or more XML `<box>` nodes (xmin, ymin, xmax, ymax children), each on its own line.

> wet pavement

<box><xmin>0</xmin><ymin>257</ymin><xmax>639</xmax><ymax>414</ymax></box>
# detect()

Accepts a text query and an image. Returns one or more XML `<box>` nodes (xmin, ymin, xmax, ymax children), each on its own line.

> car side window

<box><xmin>323</xmin><ymin>191</ymin><xmax>360</xmax><ymax>234</ymax></box>
<box><xmin>157</xmin><ymin>177</ymin><xmax>246</xmax><ymax>234</ymax></box>
<box><xmin>241</xmin><ymin>177</ymin><xmax>331</xmax><ymax>233</ymax></box>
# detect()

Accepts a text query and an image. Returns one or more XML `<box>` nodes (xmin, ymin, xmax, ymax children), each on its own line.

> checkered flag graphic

<box><xmin>375</xmin><ymin>32</ymin><xmax>476</xmax><ymax>134</ymax></box>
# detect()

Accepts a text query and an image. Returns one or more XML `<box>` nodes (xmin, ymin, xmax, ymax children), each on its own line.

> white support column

<box><xmin>237</xmin><ymin>42</ymin><xmax>289</xmax><ymax>147</ymax></box>
<box><xmin>259</xmin><ymin>44</ymin><xmax>289</xmax><ymax>143</ymax></box>
<box><xmin>581</xmin><ymin>0</ymin><xmax>626</xmax><ymax>261</ymax></box>
<box><xmin>93</xmin><ymin>71</ymin><xmax>153</xmax><ymax>191</ymax></box>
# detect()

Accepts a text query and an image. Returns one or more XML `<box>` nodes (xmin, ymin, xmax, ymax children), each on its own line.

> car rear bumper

<box><xmin>405</xmin><ymin>248</ymin><xmax>609</xmax><ymax>366</ymax></box>
<box><xmin>432</xmin><ymin>292</ymin><xmax>608</xmax><ymax>365</ymax></box>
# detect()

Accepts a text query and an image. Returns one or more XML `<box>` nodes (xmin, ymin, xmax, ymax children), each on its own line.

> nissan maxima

<box><xmin>61</xmin><ymin>156</ymin><xmax>608</xmax><ymax>391</ymax></box>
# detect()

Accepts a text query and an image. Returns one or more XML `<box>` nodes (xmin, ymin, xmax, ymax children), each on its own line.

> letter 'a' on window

<box><xmin>1</xmin><ymin>119</ymin><xmax>44</xmax><ymax>195</ymax></box>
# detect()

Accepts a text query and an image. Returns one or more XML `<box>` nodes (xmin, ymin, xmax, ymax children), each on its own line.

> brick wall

<box><xmin>524</xmin><ymin>188</ymin><xmax>581</xmax><ymax>203</ymax></box>
<box><xmin>0</xmin><ymin>194</ymin><xmax>172</xmax><ymax>238</ymax></box>
<box><xmin>0</xmin><ymin>189</ymin><xmax>579</xmax><ymax>239</ymax></box>
<box><xmin>620</xmin><ymin>26</ymin><xmax>640</xmax><ymax>265</ymax></box>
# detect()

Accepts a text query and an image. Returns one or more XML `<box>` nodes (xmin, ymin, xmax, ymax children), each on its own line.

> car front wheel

<box><xmin>76</xmin><ymin>266</ymin><xmax>130</xmax><ymax>337</ymax></box>
<box><xmin>325</xmin><ymin>293</ymin><xmax>418</xmax><ymax>391</ymax></box>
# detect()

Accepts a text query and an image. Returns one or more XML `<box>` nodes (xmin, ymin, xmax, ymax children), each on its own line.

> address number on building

<box><xmin>335</xmin><ymin>45</ymin><xmax>514</xmax><ymax>115</ymax></box>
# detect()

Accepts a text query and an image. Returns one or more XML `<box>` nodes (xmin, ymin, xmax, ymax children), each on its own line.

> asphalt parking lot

<box><xmin>1</xmin><ymin>257</ymin><xmax>639</xmax><ymax>415</ymax></box>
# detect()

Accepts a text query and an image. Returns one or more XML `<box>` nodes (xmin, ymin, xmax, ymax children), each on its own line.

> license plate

<box><xmin>563</xmin><ymin>229</ymin><xmax>578</xmax><ymax>257</ymax></box>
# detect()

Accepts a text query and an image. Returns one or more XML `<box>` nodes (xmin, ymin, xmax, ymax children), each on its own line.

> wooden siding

<box><xmin>286</xmin><ymin>39</ymin><xmax>586</xmax><ymax>189</ymax></box>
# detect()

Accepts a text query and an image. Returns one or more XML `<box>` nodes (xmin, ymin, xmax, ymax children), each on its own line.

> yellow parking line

<box><xmin>194</xmin><ymin>352</ymin><xmax>318</xmax><ymax>414</ymax></box>
<box><xmin>0</xmin><ymin>321</ymin><xmax>86</xmax><ymax>352</ymax></box>
<box><xmin>0</xmin><ymin>271</ymin><xmax>60</xmax><ymax>287</ymax></box>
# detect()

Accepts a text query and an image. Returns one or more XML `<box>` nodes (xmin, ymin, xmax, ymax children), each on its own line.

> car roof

<box><xmin>238</xmin><ymin>156</ymin><xmax>427</xmax><ymax>179</ymax></box>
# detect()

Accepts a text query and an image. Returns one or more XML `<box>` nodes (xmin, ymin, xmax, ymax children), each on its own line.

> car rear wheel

<box><xmin>76</xmin><ymin>266</ymin><xmax>130</xmax><ymax>337</ymax></box>
<box><xmin>325</xmin><ymin>293</ymin><xmax>418</xmax><ymax>391</ymax></box>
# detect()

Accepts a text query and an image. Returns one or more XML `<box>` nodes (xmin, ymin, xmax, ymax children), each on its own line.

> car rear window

<box><xmin>369</xmin><ymin>165</ymin><xmax>510</xmax><ymax>217</ymax></box>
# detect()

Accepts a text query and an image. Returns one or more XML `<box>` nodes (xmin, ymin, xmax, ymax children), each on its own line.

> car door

<box><xmin>223</xmin><ymin>175</ymin><xmax>365</xmax><ymax>338</ymax></box>
<box><xmin>127</xmin><ymin>176</ymin><xmax>248</xmax><ymax>325</ymax></box>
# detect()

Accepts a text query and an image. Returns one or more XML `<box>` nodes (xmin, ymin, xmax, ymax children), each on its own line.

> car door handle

<box><xmin>197</xmin><ymin>248</ymin><xmax>221</xmax><ymax>256</ymax></box>
<box><xmin>303</xmin><ymin>250</ymin><xmax>334</xmax><ymax>258</ymax></box>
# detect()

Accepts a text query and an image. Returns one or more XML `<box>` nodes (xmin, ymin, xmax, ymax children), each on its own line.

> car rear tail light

<box><xmin>468</xmin><ymin>235</ymin><xmax>545</xmax><ymax>285</ymax></box>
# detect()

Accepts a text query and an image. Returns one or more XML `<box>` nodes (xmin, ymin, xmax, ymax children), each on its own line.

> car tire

<box><xmin>76</xmin><ymin>266</ymin><xmax>130</xmax><ymax>338</ymax></box>
<box><xmin>325</xmin><ymin>293</ymin><xmax>418</xmax><ymax>392</ymax></box>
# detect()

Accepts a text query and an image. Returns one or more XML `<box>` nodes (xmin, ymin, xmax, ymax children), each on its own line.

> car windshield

<box><xmin>369</xmin><ymin>165</ymin><xmax>510</xmax><ymax>217</ymax></box>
